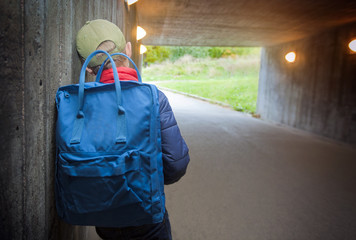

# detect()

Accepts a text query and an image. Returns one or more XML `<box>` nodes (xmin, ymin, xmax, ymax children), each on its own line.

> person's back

<box><xmin>75</xmin><ymin>19</ymin><xmax>190</xmax><ymax>239</ymax></box>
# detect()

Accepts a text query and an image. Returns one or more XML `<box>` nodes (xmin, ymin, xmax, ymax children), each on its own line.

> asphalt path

<box><xmin>88</xmin><ymin>90</ymin><xmax>356</xmax><ymax>240</ymax></box>
<box><xmin>162</xmin><ymin>90</ymin><xmax>356</xmax><ymax>240</ymax></box>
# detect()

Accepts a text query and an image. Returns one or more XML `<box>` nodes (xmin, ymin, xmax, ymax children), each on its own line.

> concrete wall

<box><xmin>257</xmin><ymin>22</ymin><xmax>356</xmax><ymax>145</ymax></box>
<box><xmin>0</xmin><ymin>0</ymin><xmax>138</xmax><ymax>239</ymax></box>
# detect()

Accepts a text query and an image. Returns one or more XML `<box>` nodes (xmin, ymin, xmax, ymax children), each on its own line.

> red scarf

<box><xmin>100</xmin><ymin>67</ymin><xmax>138</xmax><ymax>83</ymax></box>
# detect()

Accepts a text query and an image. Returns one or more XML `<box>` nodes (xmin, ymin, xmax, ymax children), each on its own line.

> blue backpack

<box><xmin>55</xmin><ymin>50</ymin><xmax>165</xmax><ymax>227</ymax></box>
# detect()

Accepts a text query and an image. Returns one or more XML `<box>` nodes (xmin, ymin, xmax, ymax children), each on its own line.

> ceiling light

<box><xmin>137</xmin><ymin>26</ymin><xmax>146</xmax><ymax>41</ymax></box>
<box><xmin>285</xmin><ymin>51</ymin><xmax>296</xmax><ymax>63</ymax></box>
<box><xmin>126</xmin><ymin>0</ymin><xmax>138</xmax><ymax>5</ymax></box>
<box><xmin>348</xmin><ymin>39</ymin><xmax>356</xmax><ymax>52</ymax></box>
<box><xmin>140</xmin><ymin>45</ymin><xmax>147</xmax><ymax>54</ymax></box>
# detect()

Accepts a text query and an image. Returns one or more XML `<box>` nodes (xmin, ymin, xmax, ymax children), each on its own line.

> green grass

<box><xmin>142</xmin><ymin>51</ymin><xmax>261</xmax><ymax>113</ymax></box>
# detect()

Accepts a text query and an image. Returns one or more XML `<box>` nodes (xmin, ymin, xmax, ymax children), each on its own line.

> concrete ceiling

<box><xmin>136</xmin><ymin>0</ymin><xmax>356</xmax><ymax>47</ymax></box>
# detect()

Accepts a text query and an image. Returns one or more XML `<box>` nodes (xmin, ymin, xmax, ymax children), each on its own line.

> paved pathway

<box><xmin>162</xmin><ymin>90</ymin><xmax>356</xmax><ymax>240</ymax></box>
<box><xmin>88</xmin><ymin>90</ymin><xmax>356</xmax><ymax>240</ymax></box>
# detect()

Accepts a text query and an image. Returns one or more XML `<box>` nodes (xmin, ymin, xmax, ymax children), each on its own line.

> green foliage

<box><xmin>142</xmin><ymin>52</ymin><xmax>261</xmax><ymax>114</ymax></box>
<box><xmin>144</xmin><ymin>46</ymin><xmax>261</xmax><ymax>65</ymax></box>
<box><xmin>158</xmin><ymin>79</ymin><xmax>258</xmax><ymax>113</ymax></box>
<box><xmin>208</xmin><ymin>47</ymin><xmax>225</xmax><ymax>58</ymax></box>
<box><xmin>169</xmin><ymin>47</ymin><xmax>211</xmax><ymax>60</ymax></box>
<box><xmin>144</xmin><ymin>46</ymin><xmax>171</xmax><ymax>65</ymax></box>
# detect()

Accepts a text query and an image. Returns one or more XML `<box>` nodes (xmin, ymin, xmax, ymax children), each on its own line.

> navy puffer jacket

<box><xmin>158</xmin><ymin>90</ymin><xmax>190</xmax><ymax>184</ymax></box>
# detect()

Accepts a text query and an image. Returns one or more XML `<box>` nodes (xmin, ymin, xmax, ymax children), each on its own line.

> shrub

<box><xmin>144</xmin><ymin>46</ymin><xmax>170</xmax><ymax>65</ymax></box>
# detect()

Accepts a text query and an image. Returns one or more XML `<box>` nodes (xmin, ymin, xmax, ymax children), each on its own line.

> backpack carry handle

<box><xmin>95</xmin><ymin>53</ymin><xmax>142</xmax><ymax>83</ymax></box>
<box><xmin>70</xmin><ymin>50</ymin><xmax>127</xmax><ymax>144</ymax></box>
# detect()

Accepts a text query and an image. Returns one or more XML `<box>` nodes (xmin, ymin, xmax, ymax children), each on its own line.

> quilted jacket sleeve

<box><xmin>158</xmin><ymin>90</ymin><xmax>190</xmax><ymax>185</ymax></box>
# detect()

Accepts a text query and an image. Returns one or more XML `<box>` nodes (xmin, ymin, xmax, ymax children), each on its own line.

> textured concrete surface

<box><xmin>0</xmin><ymin>1</ymin><xmax>137</xmax><ymax>239</ymax></box>
<box><xmin>137</xmin><ymin>0</ymin><xmax>356</xmax><ymax>46</ymax></box>
<box><xmin>257</xmin><ymin>22</ymin><xmax>356</xmax><ymax>145</ymax></box>
<box><xmin>0</xmin><ymin>1</ymin><xmax>25</xmax><ymax>239</ymax></box>
<box><xmin>162</xmin><ymin>90</ymin><xmax>356</xmax><ymax>240</ymax></box>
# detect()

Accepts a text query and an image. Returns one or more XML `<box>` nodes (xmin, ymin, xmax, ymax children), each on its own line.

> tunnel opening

<box><xmin>141</xmin><ymin>46</ymin><xmax>261</xmax><ymax>114</ymax></box>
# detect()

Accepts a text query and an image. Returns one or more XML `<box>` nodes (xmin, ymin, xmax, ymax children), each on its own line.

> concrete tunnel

<box><xmin>0</xmin><ymin>0</ymin><xmax>355</xmax><ymax>239</ymax></box>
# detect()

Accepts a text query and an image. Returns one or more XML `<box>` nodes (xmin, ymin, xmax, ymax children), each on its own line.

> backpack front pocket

<box><xmin>57</xmin><ymin>151</ymin><xmax>144</xmax><ymax>214</ymax></box>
